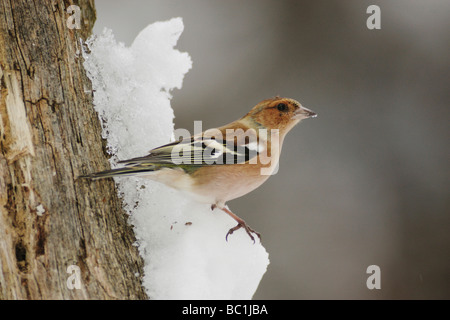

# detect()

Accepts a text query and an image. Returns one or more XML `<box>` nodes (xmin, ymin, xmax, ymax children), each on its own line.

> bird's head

<box><xmin>243</xmin><ymin>97</ymin><xmax>317</xmax><ymax>134</ymax></box>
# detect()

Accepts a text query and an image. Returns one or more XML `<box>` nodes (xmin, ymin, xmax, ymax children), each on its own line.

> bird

<box><xmin>79</xmin><ymin>97</ymin><xmax>316</xmax><ymax>242</ymax></box>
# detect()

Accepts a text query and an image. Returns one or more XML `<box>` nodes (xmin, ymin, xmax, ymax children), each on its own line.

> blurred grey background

<box><xmin>93</xmin><ymin>0</ymin><xmax>450</xmax><ymax>299</ymax></box>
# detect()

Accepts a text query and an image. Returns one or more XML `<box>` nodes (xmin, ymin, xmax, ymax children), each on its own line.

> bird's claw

<box><xmin>226</xmin><ymin>222</ymin><xmax>261</xmax><ymax>244</ymax></box>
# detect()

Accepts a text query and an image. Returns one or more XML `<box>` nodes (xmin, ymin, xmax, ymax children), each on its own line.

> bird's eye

<box><xmin>277</xmin><ymin>103</ymin><xmax>288</xmax><ymax>112</ymax></box>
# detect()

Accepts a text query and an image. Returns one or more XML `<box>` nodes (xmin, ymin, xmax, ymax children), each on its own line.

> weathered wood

<box><xmin>0</xmin><ymin>0</ymin><xmax>147</xmax><ymax>299</ymax></box>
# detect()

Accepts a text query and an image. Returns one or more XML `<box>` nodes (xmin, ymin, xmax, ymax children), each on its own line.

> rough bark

<box><xmin>0</xmin><ymin>0</ymin><xmax>147</xmax><ymax>299</ymax></box>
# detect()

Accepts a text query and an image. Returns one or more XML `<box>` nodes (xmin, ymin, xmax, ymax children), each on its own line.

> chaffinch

<box><xmin>80</xmin><ymin>97</ymin><xmax>316</xmax><ymax>242</ymax></box>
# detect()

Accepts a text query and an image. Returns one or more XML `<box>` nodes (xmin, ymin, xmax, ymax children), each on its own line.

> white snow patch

<box><xmin>36</xmin><ymin>204</ymin><xmax>45</xmax><ymax>216</ymax></box>
<box><xmin>83</xmin><ymin>18</ymin><xmax>269</xmax><ymax>299</ymax></box>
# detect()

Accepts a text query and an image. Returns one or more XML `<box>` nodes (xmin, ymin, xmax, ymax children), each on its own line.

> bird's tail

<box><xmin>78</xmin><ymin>164</ymin><xmax>156</xmax><ymax>180</ymax></box>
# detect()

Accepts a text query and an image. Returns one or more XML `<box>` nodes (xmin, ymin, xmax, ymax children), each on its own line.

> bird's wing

<box><xmin>118</xmin><ymin>131</ymin><xmax>260</xmax><ymax>166</ymax></box>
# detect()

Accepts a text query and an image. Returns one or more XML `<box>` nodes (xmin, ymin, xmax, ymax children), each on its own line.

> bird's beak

<box><xmin>292</xmin><ymin>106</ymin><xmax>317</xmax><ymax>120</ymax></box>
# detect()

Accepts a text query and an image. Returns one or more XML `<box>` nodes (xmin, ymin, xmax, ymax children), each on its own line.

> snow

<box><xmin>36</xmin><ymin>204</ymin><xmax>45</xmax><ymax>216</ymax></box>
<box><xmin>83</xmin><ymin>18</ymin><xmax>269</xmax><ymax>299</ymax></box>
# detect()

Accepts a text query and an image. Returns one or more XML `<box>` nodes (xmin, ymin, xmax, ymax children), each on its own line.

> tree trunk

<box><xmin>0</xmin><ymin>0</ymin><xmax>147</xmax><ymax>299</ymax></box>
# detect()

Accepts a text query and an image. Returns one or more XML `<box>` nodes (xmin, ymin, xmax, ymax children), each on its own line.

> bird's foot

<box><xmin>226</xmin><ymin>222</ymin><xmax>261</xmax><ymax>244</ymax></box>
